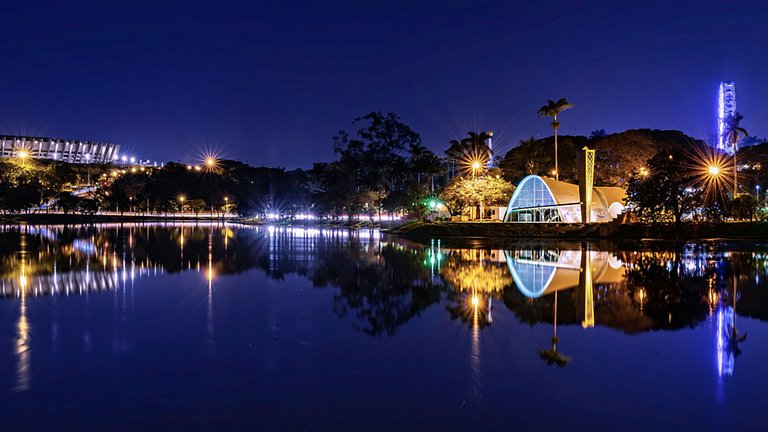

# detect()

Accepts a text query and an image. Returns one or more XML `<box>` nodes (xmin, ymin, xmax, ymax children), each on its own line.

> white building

<box><xmin>503</xmin><ymin>175</ymin><xmax>625</xmax><ymax>223</ymax></box>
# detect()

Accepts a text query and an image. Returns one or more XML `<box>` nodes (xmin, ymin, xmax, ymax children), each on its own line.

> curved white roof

<box><xmin>504</xmin><ymin>175</ymin><xmax>627</xmax><ymax>223</ymax></box>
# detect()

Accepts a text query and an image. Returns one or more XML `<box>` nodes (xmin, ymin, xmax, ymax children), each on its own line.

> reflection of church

<box><xmin>505</xmin><ymin>248</ymin><xmax>625</xmax><ymax>299</ymax></box>
<box><xmin>505</xmin><ymin>247</ymin><xmax>626</xmax><ymax>329</ymax></box>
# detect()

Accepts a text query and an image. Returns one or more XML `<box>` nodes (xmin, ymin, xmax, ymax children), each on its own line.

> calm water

<box><xmin>1</xmin><ymin>223</ymin><xmax>767</xmax><ymax>430</ymax></box>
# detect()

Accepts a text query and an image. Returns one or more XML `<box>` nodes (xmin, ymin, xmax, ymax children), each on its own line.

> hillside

<box><xmin>500</xmin><ymin>129</ymin><xmax>707</xmax><ymax>186</ymax></box>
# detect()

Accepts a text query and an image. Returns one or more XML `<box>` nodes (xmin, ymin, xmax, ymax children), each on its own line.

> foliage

<box><xmin>445</xmin><ymin>131</ymin><xmax>493</xmax><ymax>176</ymax></box>
<box><xmin>312</xmin><ymin>111</ymin><xmax>440</xmax><ymax>218</ymax></box>
<box><xmin>500</xmin><ymin>135</ymin><xmax>590</xmax><ymax>183</ymax></box>
<box><xmin>731</xmin><ymin>194</ymin><xmax>757</xmax><ymax>220</ymax></box>
<box><xmin>537</xmin><ymin>98</ymin><xmax>574</xmax><ymax>127</ymax></box>
<box><xmin>722</xmin><ymin>112</ymin><xmax>748</xmax><ymax>154</ymax></box>
<box><xmin>594</xmin><ymin>129</ymin><xmax>707</xmax><ymax>187</ymax></box>
<box><xmin>440</xmin><ymin>173</ymin><xmax>514</xmax><ymax>217</ymax></box>
<box><xmin>626</xmin><ymin>150</ymin><xmax>698</xmax><ymax>223</ymax></box>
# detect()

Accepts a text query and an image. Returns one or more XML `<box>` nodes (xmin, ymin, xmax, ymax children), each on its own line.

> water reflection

<box><xmin>2</xmin><ymin>224</ymin><xmax>768</xmax><ymax>386</ymax></box>
<box><xmin>13</xmin><ymin>232</ymin><xmax>30</xmax><ymax>392</ymax></box>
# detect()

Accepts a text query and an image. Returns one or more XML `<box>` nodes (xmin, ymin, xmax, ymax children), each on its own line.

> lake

<box><xmin>1</xmin><ymin>223</ymin><xmax>766</xmax><ymax>430</ymax></box>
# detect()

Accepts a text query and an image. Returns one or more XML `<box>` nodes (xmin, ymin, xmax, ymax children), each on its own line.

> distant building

<box><xmin>717</xmin><ymin>81</ymin><xmax>736</xmax><ymax>154</ymax></box>
<box><xmin>0</xmin><ymin>135</ymin><xmax>120</xmax><ymax>164</ymax></box>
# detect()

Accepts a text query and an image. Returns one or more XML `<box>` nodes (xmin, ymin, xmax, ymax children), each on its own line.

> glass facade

<box><xmin>504</xmin><ymin>176</ymin><xmax>562</xmax><ymax>222</ymax></box>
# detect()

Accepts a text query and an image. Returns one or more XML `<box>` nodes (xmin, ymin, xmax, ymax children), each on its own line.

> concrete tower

<box><xmin>484</xmin><ymin>131</ymin><xmax>494</xmax><ymax>167</ymax></box>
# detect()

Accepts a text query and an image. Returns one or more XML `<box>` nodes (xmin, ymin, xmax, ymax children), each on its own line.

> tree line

<box><xmin>2</xmin><ymin>107</ymin><xmax>766</xmax><ymax>222</ymax></box>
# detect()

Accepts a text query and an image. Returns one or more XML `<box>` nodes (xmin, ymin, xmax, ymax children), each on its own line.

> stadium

<box><xmin>0</xmin><ymin>135</ymin><xmax>120</xmax><ymax>164</ymax></box>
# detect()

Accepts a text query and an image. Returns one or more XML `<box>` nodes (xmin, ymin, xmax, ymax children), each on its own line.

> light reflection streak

<box><xmin>207</xmin><ymin>229</ymin><xmax>214</xmax><ymax>343</ymax></box>
<box><xmin>13</xmin><ymin>233</ymin><xmax>31</xmax><ymax>392</ymax></box>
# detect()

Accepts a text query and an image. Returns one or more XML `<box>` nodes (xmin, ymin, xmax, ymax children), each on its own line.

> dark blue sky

<box><xmin>1</xmin><ymin>0</ymin><xmax>766</xmax><ymax>168</ymax></box>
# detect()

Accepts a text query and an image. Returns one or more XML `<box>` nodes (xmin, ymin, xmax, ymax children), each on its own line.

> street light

<box><xmin>17</xmin><ymin>149</ymin><xmax>29</xmax><ymax>160</ymax></box>
<box><xmin>639</xmin><ymin>167</ymin><xmax>649</xmax><ymax>177</ymax></box>
<box><xmin>708</xmin><ymin>165</ymin><xmax>720</xmax><ymax>176</ymax></box>
<box><xmin>471</xmin><ymin>160</ymin><xmax>481</xmax><ymax>177</ymax></box>
<box><xmin>178</xmin><ymin>195</ymin><xmax>186</xmax><ymax>214</ymax></box>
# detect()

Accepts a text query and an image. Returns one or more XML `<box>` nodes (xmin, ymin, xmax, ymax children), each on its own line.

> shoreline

<box><xmin>387</xmin><ymin>220</ymin><xmax>768</xmax><ymax>241</ymax></box>
<box><xmin>0</xmin><ymin>213</ymin><xmax>399</xmax><ymax>229</ymax></box>
<box><xmin>5</xmin><ymin>215</ymin><xmax>768</xmax><ymax>241</ymax></box>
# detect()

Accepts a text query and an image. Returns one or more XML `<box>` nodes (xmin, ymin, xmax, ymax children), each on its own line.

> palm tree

<box><xmin>538</xmin><ymin>291</ymin><xmax>571</xmax><ymax>367</ymax></box>
<box><xmin>445</xmin><ymin>131</ymin><xmax>493</xmax><ymax>176</ymax></box>
<box><xmin>408</xmin><ymin>143</ymin><xmax>442</xmax><ymax>193</ymax></box>
<box><xmin>722</xmin><ymin>112</ymin><xmax>748</xmax><ymax>196</ymax></box>
<box><xmin>537</xmin><ymin>98</ymin><xmax>574</xmax><ymax>181</ymax></box>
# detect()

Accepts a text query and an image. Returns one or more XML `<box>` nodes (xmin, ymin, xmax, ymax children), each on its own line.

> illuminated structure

<box><xmin>0</xmin><ymin>135</ymin><xmax>120</xmax><ymax>163</ymax></box>
<box><xmin>504</xmin><ymin>248</ymin><xmax>624</xmax><ymax>299</ymax></box>
<box><xmin>503</xmin><ymin>175</ymin><xmax>625</xmax><ymax>223</ymax></box>
<box><xmin>717</xmin><ymin>81</ymin><xmax>736</xmax><ymax>154</ymax></box>
<box><xmin>485</xmin><ymin>131</ymin><xmax>494</xmax><ymax>167</ymax></box>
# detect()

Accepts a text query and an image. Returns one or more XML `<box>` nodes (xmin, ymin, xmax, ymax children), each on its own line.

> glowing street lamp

<box><xmin>708</xmin><ymin>165</ymin><xmax>721</xmax><ymax>176</ymax></box>
<box><xmin>471</xmin><ymin>160</ymin><xmax>481</xmax><ymax>177</ymax></box>
<box><xmin>639</xmin><ymin>167</ymin><xmax>649</xmax><ymax>177</ymax></box>
<box><xmin>178</xmin><ymin>195</ymin><xmax>186</xmax><ymax>214</ymax></box>
<box><xmin>17</xmin><ymin>149</ymin><xmax>29</xmax><ymax>160</ymax></box>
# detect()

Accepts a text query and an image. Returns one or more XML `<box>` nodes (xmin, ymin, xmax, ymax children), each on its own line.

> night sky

<box><xmin>1</xmin><ymin>0</ymin><xmax>767</xmax><ymax>168</ymax></box>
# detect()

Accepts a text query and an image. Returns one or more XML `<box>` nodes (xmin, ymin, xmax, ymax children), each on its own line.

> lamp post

<box><xmin>471</xmin><ymin>161</ymin><xmax>481</xmax><ymax>178</ymax></box>
<box><xmin>756</xmin><ymin>185</ymin><xmax>761</xmax><ymax>203</ymax></box>
<box><xmin>178</xmin><ymin>195</ymin><xmax>186</xmax><ymax>216</ymax></box>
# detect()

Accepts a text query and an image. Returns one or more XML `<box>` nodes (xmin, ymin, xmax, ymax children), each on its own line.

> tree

<box><xmin>500</xmin><ymin>135</ymin><xmax>590</xmax><ymax>183</ymax></box>
<box><xmin>445</xmin><ymin>131</ymin><xmax>493</xmax><ymax>177</ymax></box>
<box><xmin>408</xmin><ymin>143</ymin><xmax>443</xmax><ymax>194</ymax></box>
<box><xmin>589</xmin><ymin>129</ymin><xmax>607</xmax><ymax>139</ymax></box>
<box><xmin>440</xmin><ymin>174</ymin><xmax>514</xmax><ymax>220</ymax></box>
<box><xmin>56</xmin><ymin>192</ymin><xmax>80</xmax><ymax>214</ymax></box>
<box><xmin>626</xmin><ymin>150</ymin><xmax>698</xmax><ymax>223</ymax></box>
<box><xmin>731</xmin><ymin>194</ymin><xmax>757</xmax><ymax>221</ymax></box>
<box><xmin>537</xmin><ymin>98</ymin><xmax>574</xmax><ymax>181</ymax></box>
<box><xmin>326</xmin><ymin>111</ymin><xmax>422</xmax><ymax>219</ymax></box>
<box><xmin>723</xmin><ymin>112</ymin><xmax>748</xmax><ymax>196</ymax></box>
